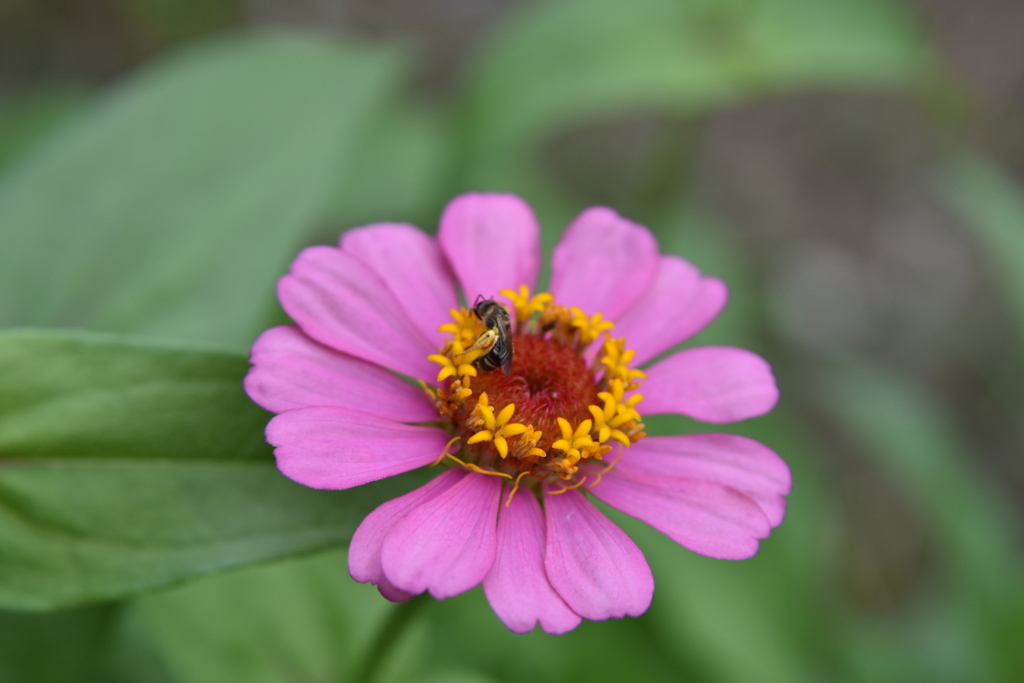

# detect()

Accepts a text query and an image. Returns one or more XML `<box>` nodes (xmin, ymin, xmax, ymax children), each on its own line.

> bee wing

<box><xmin>501</xmin><ymin>341</ymin><xmax>514</xmax><ymax>376</ymax></box>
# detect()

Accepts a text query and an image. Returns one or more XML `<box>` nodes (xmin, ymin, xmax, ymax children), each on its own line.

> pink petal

<box><xmin>244</xmin><ymin>325</ymin><xmax>437</xmax><ymax>422</ymax></box>
<box><xmin>349</xmin><ymin>469</ymin><xmax>465</xmax><ymax>591</ymax></box>
<box><xmin>549</xmin><ymin>207</ymin><xmax>660</xmax><ymax>321</ymax></box>
<box><xmin>641</xmin><ymin>346</ymin><xmax>779</xmax><ymax>423</ymax></box>
<box><xmin>376</xmin><ymin>574</ymin><xmax>417</xmax><ymax>602</ymax></box>
<box><xmin>381</xmin><ymin>472</ymin><xmax>502</xmax><ymax>599</ymax></box>
<box><xmin>543</xmin><ymin>488</ymin><xmax>653</xmax><ymax>621</ymax></box>
<box><xmin>589</xmin><ymin>467</ymin><xmax>771</xmax><ymax>561</ymax></box>
<box><xmin>483</xmin><ymin>488</ymin><xmax>582</xmax><ymax>635</ymax></box>
<box><xmin>437</xmin><ymin>193</ymin><xmax>541</xmax><ymax>301</ymax></box>
<box><xmin>277</xmin><ymin>246</ymin><xmax>437</xmax><ymax>381</ymax></box>
<box><xmin>618</xmin><ymin>435</ymin><xmax>791</xmax><ymax>527</ymax></box>
<box><xmin>341</xmin><ymin>223</ymin><xmax>459</xmax><ymax>347</ymax></box>
<box><xmin>266</xmin><ymin>407</ymin><xmax>450</xmax><ymax>490</ymax></box>
<box><xmin>613</xmin><ymin>256</ymin><xmax>728</xmax><ymax>366</ymax></box>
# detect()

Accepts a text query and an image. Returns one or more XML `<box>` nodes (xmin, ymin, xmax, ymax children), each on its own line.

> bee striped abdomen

<box><xmin>478</xmin><ymin>337</ymin><xmax>513</xmax><ymax>376</ymax></box>
<box><xmin>470</xmin><ymin>298</ymin><xmax>514</xmax><ymax>376</ymax></box>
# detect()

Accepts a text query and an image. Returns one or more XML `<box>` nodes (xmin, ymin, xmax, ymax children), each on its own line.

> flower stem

<box><xmin>350</xmin><ymin>592</ymin><xmax>429</xmax><ymax>683</ymax></box>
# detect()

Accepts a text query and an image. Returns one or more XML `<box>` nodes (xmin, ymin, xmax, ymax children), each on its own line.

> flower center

<box><xmin>426</xmin><ymin>286</ymin><xmax>647</xmax><ymax>499</ymax></box>
<box><xmin>465</xmin><ymin>334</ymin><xmax>599</xmax><ymax>453</ymax></box>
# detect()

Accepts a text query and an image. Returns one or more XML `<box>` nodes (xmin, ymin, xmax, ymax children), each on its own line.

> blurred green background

<box><xmin>1</xmin><ymin>0</ymin><xmax>1023</xmax><ymax>681</ymax></box>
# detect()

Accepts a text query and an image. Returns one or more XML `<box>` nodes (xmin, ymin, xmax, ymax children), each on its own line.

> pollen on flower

<box><xmin>429</xmin><ymin>286</ymin><xmax>646</xmax><ymax>500</ymax></box>
<box><xmin>568</xmin><ymin>307</ymin><xmax>615</xmax><ymax>347</ymax></box>
<box><xmin>499</xmin><ymin>285</ymin><xmax>552</xmax><ymax>332</ymax></box>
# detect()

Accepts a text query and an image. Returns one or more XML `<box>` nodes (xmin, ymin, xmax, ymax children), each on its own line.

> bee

<box><xmin>466</xmin><ymin>296</ymin><xmax>513</xmax><ymax>376</ymax></box>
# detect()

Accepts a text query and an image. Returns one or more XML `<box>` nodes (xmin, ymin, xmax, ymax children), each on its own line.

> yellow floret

<box><xmin>466</xmin><ymin>398</ymin><xmax>531</xmax><ymax>459</ymax></box>
<box><xmin>500</xmin><ymin>285</ymin><xmax>553</xmax><ymax>327</ymax></box>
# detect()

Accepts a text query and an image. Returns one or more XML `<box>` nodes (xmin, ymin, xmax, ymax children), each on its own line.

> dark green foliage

<box><xmin>0</xmin><ymin>330</ymin><xmax>427</xmax><ymax>610</ymax></box>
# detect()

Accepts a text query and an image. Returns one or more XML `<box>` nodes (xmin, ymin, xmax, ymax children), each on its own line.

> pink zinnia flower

<box><xmin>245</xmin><ymin>193</ymin><xmax>790</xmax><ymax>634</ymax></box>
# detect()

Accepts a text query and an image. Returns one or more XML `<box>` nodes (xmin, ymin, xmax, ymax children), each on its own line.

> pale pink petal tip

<box><xmin>438</xmin><ymin>193</ymin><xmax>541</xmax><ymax>301</ymax></box>
<box><xmin>614</xmin><ymin>256</ymin><xmax>729</xmax><ymax>366</ymax></box>
<box><xmin>381</xmin><ymin>472</ymin><xmax>502</xmax><ymax>599</ymax></box>
<box><xmin>377</xmin><ymin>574</ymin><xmax>418</xmax><ymax>603</ymax></box>
<box><xmin>267</xmin><ymin>407</ymin><xmax>451</xmax><ymax>490</ymax></box>
<box><xmin>641</xmin><ymin>346</ymin><xmax>780</xmax><ymax>423</ymax></box>
<box><xmin>341</xmin><ymin>223</ymin><xmax>458</xmax><ymax>347</ymax></box>
<box><xmin>483</xmin><ymin>488</ymin><xmax>582</xmax><ymax>634</ymax></box>
<box><xmin>544</xmin><ymin>489</ymin><xmax>654</xmax><ymax>621</ymax></box>
<box><xmin>550</xmin><ymin>206</ymin><xmax>660</xmax><ymax>321</ymax></box>
<box><xmin>591</xmin><ymin>469</ymin><xmax>770</xmax><ymax>561</ymax></box>
<box><xmin>245</xmin><ymin>325</ymin><xmax>437</xmax><ymax>422</ymax></box>
<box><xmin>277</xmin><ymin>245</ymin><xmax>437</xmax><ymax>381</ymax></box>
<box><xmin>620</xmin><ymin>434</ymin><xmax>791</xmax><ymax>528</ymax></box>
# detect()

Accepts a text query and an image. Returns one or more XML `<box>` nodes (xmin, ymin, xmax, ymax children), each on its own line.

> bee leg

<box><xmin>466</xmin><ymin>328</ymin><xmax>498</xmax><ymax>354</ymax></box>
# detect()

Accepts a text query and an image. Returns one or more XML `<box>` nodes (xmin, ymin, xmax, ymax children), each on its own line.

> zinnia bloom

<box><xmin>245</xmin><ymin>193</ymin><xmax>790</xmax><ymax>634</ymax></box>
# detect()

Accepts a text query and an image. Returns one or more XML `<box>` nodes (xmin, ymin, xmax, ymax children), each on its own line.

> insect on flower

<box><xmin>465</xmin><ymin>296</ymin><xmax>513</xmax><ymax>376</ymax></box>
<box><xmin>245</xmin><ymin>193</ymin><xmax>791</xmax><ymax>634</ymax></box>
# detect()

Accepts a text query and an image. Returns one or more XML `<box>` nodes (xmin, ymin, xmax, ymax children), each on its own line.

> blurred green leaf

<box><xmin>327</xmin><ymin>104</ymin><xmax>452</xmax><ymax>229</ymax></box>
<box><xmin>821</xmin><ymin>361</ymin><xmax>1020</xmax><ymax>590</ymax></box>
<box><xmin>820</xmin><ymin>360</ymin><xmax>1024</xmax><ymax>681</ymax></box>
<box><xmin>0</xmin><ymin>34</ymin><xmax>407</xmax><ymax>347</ymax></box>
<box><xmin>0</xmin><ymin>329</ymin><xmax>268</xmax><ymax>461</ymax></box>
<box><xmin>460</xmin><ymin>0</ymin><xmax>929</xmax><ymax>190</ymax></box>
<box><xmin>638</xmin><ymin>527</ymin><xmax>817</xmax><ymax>683</ymax></box>
<box><xmin>425</xmin><ymin>585</ymin><xmax>686</xmax><ymax>683</ymax></box>
<box><xmin>0</xmin><ymin>329</ymin><xmax>425</xmax><ymax>610</ymax></box>
<box><xmin>129</xmin><ymin>550</ymin><xmax>415</xmax><ymax>683</ymax></box>
<box><xmin>942</xmin><ymin>153</ymin><xmax>1024</xmax><ymax>343</ymax></box>
<box><xmin>0</xmin><ymin>605</ymin><xmax>118</xmax><ymax>682</ymax></box>
<box><xmin>0</xmin><ymin>86</ymin><xmax>87</xmax><ymax>175</ymax></box>
<box><xmin>421</xmin><ymin>672</ymin><xmax>501</xmax><ymax>683</ymax></box>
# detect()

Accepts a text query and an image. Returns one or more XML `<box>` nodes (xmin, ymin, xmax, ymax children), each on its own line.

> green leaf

<box><xmin>0</xmin><ymin>34</ymin><xmax>407</xmax><ymax>347</ymax></box>
<box><xmin>941</xmin><ymin>153</ymin><xmax>1024</xmax><ymax>343</ymax></box>
<box><xmin>821</xmin><ymin>361</ymin><xmax>1020</xmax><ymax>589</ymax></box>
<box><xmin>425</xmin><ymin>585</ymin><xmax>687</xmax><ymax>683</ymax></box>
<box><xmin>819</xmin><ymin>361</ymin><xmax>1024</xmax><ymax>680</ymax></box>
<box><xmin>0</xmin><ymin>86</ymin><xmax>87</xmax><ymax>175</ymax></box>
<box><xmin>0</xmin><ymin>329</ymin><xmax>426</xmax><ymax>610</ymax></box>
<box><xmin>327</xmin><ymin>104</ymin><xmax>452</xmax><ymax>229</ymax></box>
<box><xmin>128</xmin><ymin>550</ymin><xmax>420</xmax><ymax>683</ymax></box>
<box><xmin>0</xmin><ymin>329</ymin><xmax>268</xmax><ymax>461</ymax></box>
<box><xmin>0</xmin><ymin>605</ymin><xmax>119</xmax><ymax>682</ymax></box>
<box><xmin>460</xmin><ymin>0</ymin><xmax>929</xmax><ymax>189</ymax></box>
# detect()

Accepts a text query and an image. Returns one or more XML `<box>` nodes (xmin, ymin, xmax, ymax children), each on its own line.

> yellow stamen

<box><xmin>429</xmin><ymin>353</ymin><xmax>478</xmax><ymax>384</ymax></box>
<box><xmin>428</xmin><ymin>354</ymin><xmax>456</xmax><ymax>382</ymax></box>
<box><xmin>569</xmin><ymin>307</ymin><xmax>615</xmax><ymax>346</ymax></box>
<box><xmin>431</xmin><ymin>436</ymin><xmax>462</xmax><ymax>467</ymax></box>
<box><xmin>585</xmin><ymin>449</ymin><xmax>622</xmax><ymax>489</ymax></box>
<box><xmin>466</xmin><ymin>431</ymin><xmax>493</xmax><ymax>445</ymax></box>
<box><xmin>505</xmin><ymin>471</ymin><xmax>531</xmax><ymax>507</ymax></box>
<box><xmin>500</xmin><ymin>285</ymin><xmax>552</xmax><ymax>329</ymax></box>
<box><xmin>417</xmin><ymin>379</ymin><xmax>437</xmax><ymax>400</ymax></box>
<box><xmin>510</xmin><ymin>425</ymin><xmax>545</xmax><ymax>459</ymax></box>
<box><xmin>599</xmin><ymin>336</ymin><xmax>646</xmax><ymax>390</ymax></box>
<box><xmin>548</xmin><ymin>476</ymin><xmax>587</xmax><ymax>495</ymax></box>
<box><xmin>462</xmin><ymin>401</ymin><xmax>528</xmax><ymax>458</ymax></box>
<box><xmin>466</xmin><ymin>393</ymin><xmax>496</xmax><ymax>431</ymax></box>
<box><xmin>445</xmin><ymin>453</ymin><xmax>513</xmax><ymax>479</ymax></box>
